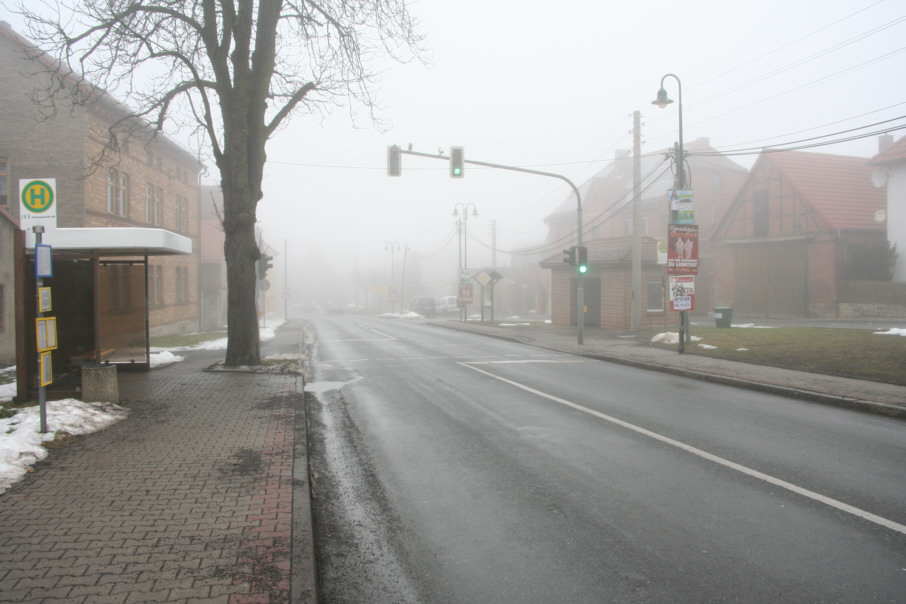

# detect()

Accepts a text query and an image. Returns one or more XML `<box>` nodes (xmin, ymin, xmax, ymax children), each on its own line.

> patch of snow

<box><xmin>0</xmin><ymin>399</ymin><xmax>127</xmax><ymax>494</ymax></box>
<box><xmin>651</xmin><ymin>332</ymin><xmax>702</xmax><ymax>345</ymax></box>
<box><xmin>698</xmin><ymin>344</ymin><xmax>718</xmax><ymax>349</ymax></box>
<box><xmin>0</xmin><ymin>381</ymin><xmax>15</xmax><ymax>403</ymax></box>
<box><xmin>150</xmin><ymin>351</ymin><xmax>185</xmax><ymax>367</ymax></box>
<box><xmin>874</xmin><ymin>328</ymin><xmax>906</xmax><ymax>336</ymax></box>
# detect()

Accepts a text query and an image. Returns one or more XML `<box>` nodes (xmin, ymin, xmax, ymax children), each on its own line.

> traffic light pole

<box><xmin>395</xmin><ymin>149</ymin><xmax>585</xmax><ymax>345</ymax></box>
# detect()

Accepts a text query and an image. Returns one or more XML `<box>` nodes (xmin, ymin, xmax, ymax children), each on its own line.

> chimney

<box><xmin>879</xmin><ymin>134</ymin><xmax>894</xmax><ymax>153</ymax></box>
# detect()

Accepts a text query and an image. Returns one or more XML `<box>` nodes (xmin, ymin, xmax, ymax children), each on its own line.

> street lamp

<box><xmin>653</xmin><ymin>72</ymin><xmax>688</xmax><ymax>352</ymax></box>
<box><xmin>385</xmin><ymin>241</ymin><xmax>400</xmax><ymax>313</ymax></box>
<box><xmin>452</xmin><ymin>202</ymin><xmax>478</xmax><ymax>321</ymax></box>
<box><xmin>652</xmin><ymin>73</ymin><xmax>686</xmax><ymax>190</ymax></box>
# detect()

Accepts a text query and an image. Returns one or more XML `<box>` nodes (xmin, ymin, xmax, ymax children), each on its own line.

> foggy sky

<box><xmin>253</xmin><ymin>0</ymin><xmax>905</xmax><ymax>305</ymax></box>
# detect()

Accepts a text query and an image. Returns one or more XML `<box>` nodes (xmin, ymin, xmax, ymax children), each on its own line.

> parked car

<box><xmin>410</xmin><ymin>296</ymin><xmax>436</xmax><ymax>317</ymax></box>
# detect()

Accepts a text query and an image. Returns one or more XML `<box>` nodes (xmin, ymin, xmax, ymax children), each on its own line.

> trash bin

<box><xmin>714</xmin><ymin>307</ymin><xmax>733</xmax><ymax>328</ymax></box>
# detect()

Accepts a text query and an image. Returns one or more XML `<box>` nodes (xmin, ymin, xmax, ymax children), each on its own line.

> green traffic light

<box><xmin>578</xmin><ymin>265</ymin><xmax>587</xmax><ymax>274</ymax></box>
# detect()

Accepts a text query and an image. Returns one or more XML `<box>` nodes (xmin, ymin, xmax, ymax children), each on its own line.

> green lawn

<box><xmin>648</xmin><ymin>326</ymin><xmax>906</xmax><ymax>385</ymax></box>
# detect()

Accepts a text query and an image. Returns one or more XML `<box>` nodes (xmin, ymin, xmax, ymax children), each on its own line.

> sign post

<box><xmin>22</xmin><ymin>179</ymin><xmax>58</xmax><ymax>432</ymax></box>
<box><xmin>666</xmin><ymin>189</ymin><xmax>697</xmax><ymax>353</ymax></box>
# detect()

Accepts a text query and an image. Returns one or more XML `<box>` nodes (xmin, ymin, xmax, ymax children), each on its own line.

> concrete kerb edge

<box><xmin>292</xmin><ymin>373</ymin><xmax>319</xmax><ymax>604</ymax></box>
<box><xmin>578</xmin><ymin>351</ymin><xmax>906</xmax><ymax>420</ymax></box>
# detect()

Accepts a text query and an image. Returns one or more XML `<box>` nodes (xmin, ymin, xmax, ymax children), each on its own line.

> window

<box><xmin>148</xmin><ymin>264</ymin><xmax>164</xmax><ymax>306</ymax></box>
<box><xmin>145</xmin><ymin>184</ymin><xmax>153</xmax><ymax>223</ymax></box>
<box><xmin>107</xmin><ymin>169</ymin><xmax>116</xmax><ymax>213</ymax></box>
<box><xmin>176</xmin><ymin>266</ymin><xmax>189</xmax><ymax>304</ymax></box>
<box><xmin>150</xmin><ymin>186</ymin><xmax>163</xmax><ymax>225</ymax></box>
<box><xmin>155</xmin><ymin>265</ymin><xmax>163</xmax><ymax>305</ymax></box>
<box><xmin>145</xmin><ymin>184</ymin><xmax>163</xmax><ymax>225</ymax></box>
<box><xmin>0</xmin><ymin>158</ymin><xmax>8</xmax><ymax>207</ymax></box>
<box><xmin>647</xmin><ymin>281</ymin><xmax>664</xmax><ymax>312</ymax></box>
<box><xmin>175</xmin><ymin>195</ymin><xmax>189</xmax><ymax>231</ymax></box>
<box><xmin>118</xmin><ymin>172</ymin><xmax>129</xmax><ymax>216</ymax></box>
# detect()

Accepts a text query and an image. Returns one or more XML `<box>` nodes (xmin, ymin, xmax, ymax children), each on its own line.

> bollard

<box><xmin>81</xmin><ymin>364</ymin><xmax>119</xmax><ymax>403</ymax></box>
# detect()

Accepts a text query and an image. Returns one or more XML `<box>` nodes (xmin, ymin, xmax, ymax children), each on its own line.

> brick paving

<box><xmin>0</xmin><ymin>337</ymin><xmax>308</xmax><ymax>603</ymax></box>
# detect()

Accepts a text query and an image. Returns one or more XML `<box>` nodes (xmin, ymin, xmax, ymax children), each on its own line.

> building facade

<box><xmin>543</xmin><ymin>138</ymin><xmax>748</xmax><ymax>328</ymax></box>
<box><xmin>711</xmin><ymin>150</ymin><xmax>888</xmax><ymax>318</ymax></box>
<box><xmin>0</xmin><ymin>21</ymin><xmax>202</xmax><ymax>337</ymax></box>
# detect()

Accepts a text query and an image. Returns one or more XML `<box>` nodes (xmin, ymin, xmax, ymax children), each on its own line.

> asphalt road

<box><xmin>304</xmin><ymin>314</ymin><xmax>906</xmax><ymax>603</ymax></box>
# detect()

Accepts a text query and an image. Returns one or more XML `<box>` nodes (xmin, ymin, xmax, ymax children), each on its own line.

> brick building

<box><xmin>0</xmin><ymin>206</ymin><xmax>18</xmax><ymax>366</ymax></box>
<box><xmin>711</xmin><ymin>150</ymin><xmax>887</xmax><ymax>318</ymax></box>
<box><xmin>0</xmin><ymin>21</ymin><xmax>202</xmax><ymax>337</ymax></box>
<box><xmin>543</xmin><ymin>139</ymin><xmax>748</xmax><ymax>329</ymax></box>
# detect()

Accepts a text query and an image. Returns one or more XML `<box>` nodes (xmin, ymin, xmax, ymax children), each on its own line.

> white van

<box><xmin>437</xmin><ymin>296</ymin><xmax>458</xmax><ymax>314</ymax></box>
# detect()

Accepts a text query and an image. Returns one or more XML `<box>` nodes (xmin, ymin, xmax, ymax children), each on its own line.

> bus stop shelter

<box><xmin>14</xmin><ymin>227</ymin><xmax>192</xmax><ymax>403</ymax></box>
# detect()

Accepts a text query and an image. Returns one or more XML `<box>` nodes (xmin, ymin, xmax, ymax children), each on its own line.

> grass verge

<box><xmin>647</xmin><ymin>326</ymin><xmax>906</xmax><ymax>385</ymax></box>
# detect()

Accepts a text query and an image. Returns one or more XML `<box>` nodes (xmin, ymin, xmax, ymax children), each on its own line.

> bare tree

<box><xmin>16</xmin><ymin>0</ymin><xmax>425</xmax><ymax>365</ymax></box>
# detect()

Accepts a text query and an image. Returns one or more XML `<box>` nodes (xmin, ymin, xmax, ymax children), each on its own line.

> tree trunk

<box><xmin>222</xmin><ymin>185</ymin><xmax>261</xmax><ymax>366</ymax></box>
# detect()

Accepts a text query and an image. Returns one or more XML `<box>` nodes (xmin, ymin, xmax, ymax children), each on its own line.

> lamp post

<box><xmin>385</xmin><ymin>241</ymin><xmax>400</xmax><ymax>313</ymax></box>
<box><xmin>652</xmin><ymin>72</ymin><xmax>687</xmax><ymax>353</ymax></box>
<box><xmin>453</xmin><ymin>202</ymin><xmax>478</xmax><ymax>321</ymax></box>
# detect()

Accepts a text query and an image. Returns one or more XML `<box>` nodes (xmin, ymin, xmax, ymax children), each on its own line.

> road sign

<box><xmin>19</xmin><ymin>179</ymin><xmax>57</xmax><ymax>231</ymax></box>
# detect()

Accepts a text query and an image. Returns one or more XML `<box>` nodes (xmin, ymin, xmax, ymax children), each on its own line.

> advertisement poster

<box><xmin>669</xmin><ymin>275</ymin><xmax>695</xmax><ymax>311</ymax></box>
<box><xmin>667</xmin><ymin>224</ymin><xmax>699</xmax><ymax>275</ymax></box>
<box><xmin>458</xmin><ymin>283</ymin><xmax>473</xmax><ymax>304</ymax></box>
<box><xmin>668</xmin><ymin>189</ymin><xmax>695</xmax><ymax>224</ymax></box>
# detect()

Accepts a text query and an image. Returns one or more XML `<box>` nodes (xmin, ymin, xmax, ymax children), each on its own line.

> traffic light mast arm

<box><xmin>396</xmin><ymin>149</ymin><xmax>583</xmax><ymax>245</ymax></box>
<box><xmin>393</xmin><ymin>147</ymin><xmax>585</xmax><ymax>345</ymax></box>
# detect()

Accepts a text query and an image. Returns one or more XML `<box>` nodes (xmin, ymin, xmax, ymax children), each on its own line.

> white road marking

<box><xmin>459</xmin><ymin>361</ymin><xmax>906</xmax><ymax>537</ymax></box>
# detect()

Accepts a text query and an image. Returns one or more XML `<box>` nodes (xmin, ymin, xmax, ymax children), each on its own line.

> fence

<box><xmin>838</xmin><ymin>281</ymin><xmax>906</xmax><ymax>305</ymax></box>
<box><xmin>837</xmin><ymin>280</ymin><xmax>906</xmax><ymax>318</ymax></box>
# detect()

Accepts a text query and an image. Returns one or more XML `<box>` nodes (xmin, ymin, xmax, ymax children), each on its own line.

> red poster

<box><xmin>667</xmin><ymin>224</ymin><xmax>698</xmax><ymax>275</ymax></box>
<box><xmin>458</xmin><ymin>283</ymin><xmax>473</xmax><ymax>304</ymax></box>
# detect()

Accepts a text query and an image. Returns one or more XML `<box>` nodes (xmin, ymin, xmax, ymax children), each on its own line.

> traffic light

<box><xmin>562</xmin><ymin>247</ymin><xmax>576</xmax><ymax>266</ymax></box>
<box><xmin>577</xmin><ymin>246</ymin><xmax>588</xmax><ymax>274</ymax></box>
<box><xmin>257</xmin><ymin>254</ymin><xmax>273</xmax><ymax>281</ymax></box>
<box><xmin>450</xmin><ymin>146</ymin><xmax>464</xmax><ymax>178</ymax></box>
<box><xmin>387</xmin><ymin>144</ymin><xmax>401</xmax><ymax>177</ymax></box>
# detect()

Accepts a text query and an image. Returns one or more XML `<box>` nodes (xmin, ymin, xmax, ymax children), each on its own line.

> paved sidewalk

<box><xmin>0</xmin><ymin>322</ymin><xmax>315</xmax><ymax>603</ymax></box>
<box><xmin>432</xmin><ymin>321</ymin><xmax>906</xmax><ymax>417</ymax></box>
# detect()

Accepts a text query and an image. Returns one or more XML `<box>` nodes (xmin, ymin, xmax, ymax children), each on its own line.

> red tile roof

<box><xmin>868</xmin><ymin>135</ymin><xmax>906</xmax><ymax>166</ymax></box>
<box><xmin>764</xmin><ymin>151</ymin><xmax>886</xmax><ymax>232</ymax></box>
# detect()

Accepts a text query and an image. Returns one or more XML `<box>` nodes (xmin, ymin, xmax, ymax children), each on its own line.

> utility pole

<box><xmin>491</xmin><ymin>219</ymin><xmax>497</xmax><ymax>269</ymax></box>
<box><xmin>631</xmin><ymin>110</ymin><xmax>642</xmax><ymax>331</ymax></box>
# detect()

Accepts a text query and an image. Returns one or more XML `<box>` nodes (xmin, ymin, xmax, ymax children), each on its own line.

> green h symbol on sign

<box><xmin>22</xmin><ymin>181</ymin><xmax>55</xmax><ymax>213</ymax></box>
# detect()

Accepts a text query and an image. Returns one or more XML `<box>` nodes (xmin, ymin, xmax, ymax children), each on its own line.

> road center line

<box><xmin>459</xmin><ymin>361</ymin><xmax>906</xmax><ymax>537</ymax></box>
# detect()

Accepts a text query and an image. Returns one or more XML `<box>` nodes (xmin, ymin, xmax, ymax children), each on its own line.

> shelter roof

<box><xmin>26</xmin><ymin>227</ymin><xmax>192</xmax><ymax>256</ymax></box>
